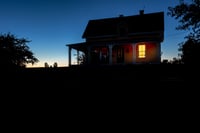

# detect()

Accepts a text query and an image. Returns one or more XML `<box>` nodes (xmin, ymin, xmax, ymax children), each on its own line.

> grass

<box><xmin>2</xmin><ymin>64</ymin><xmax>188</xmax><ymax>87</ymax></box>
<box><xmin>1</xmin><ymin>63</ymin><xmax>197</xmax><ymax>107</ymax></box>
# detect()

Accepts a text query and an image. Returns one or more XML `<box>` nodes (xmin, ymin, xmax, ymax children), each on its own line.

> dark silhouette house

<box><xmin>67</xmin><ymin>11</ymin><xmax>164</xmax><ymax>66</ymax></box>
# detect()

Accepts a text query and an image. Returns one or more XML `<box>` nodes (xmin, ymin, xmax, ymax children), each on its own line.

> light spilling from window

<box><xmin>138</xmin><ymin>44</ymin><xmax>146</xmax><ymax>58</ymax></box>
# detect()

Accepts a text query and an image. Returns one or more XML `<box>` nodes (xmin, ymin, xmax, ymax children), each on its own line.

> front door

<box><xmin>117</xmin><ymin>47</ymin><xmax>124</xmax><ymax>63</ymax></box>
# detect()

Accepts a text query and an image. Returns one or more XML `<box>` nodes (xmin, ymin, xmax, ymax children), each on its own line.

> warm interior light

<box><xmin>138</xmin><ymin>44</ymin><xmax>146</xmax><ymax>58</ymax></box>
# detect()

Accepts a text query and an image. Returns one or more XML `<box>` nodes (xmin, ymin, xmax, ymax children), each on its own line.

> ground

<box><xmin>1</xmin><ymin>64</ymin><xmax>197</xmax><ymax>123</ymax></box>
<box><xmin>2</xmin><ymin>64</ymin><xmax>191</xmax><ymax>89</ymax></box>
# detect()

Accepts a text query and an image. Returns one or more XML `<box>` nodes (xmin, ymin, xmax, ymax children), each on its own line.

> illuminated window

<box><xmin>138</xmin><ymin>44</ymin><xmax>146</xmax><ymax>58</ymax></box>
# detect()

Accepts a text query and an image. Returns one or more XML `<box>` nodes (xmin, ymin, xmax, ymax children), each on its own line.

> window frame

<box><xmin>138</xmin><ymin>44</ymin><xmax>146</xmax><ymax>58</ymax></box>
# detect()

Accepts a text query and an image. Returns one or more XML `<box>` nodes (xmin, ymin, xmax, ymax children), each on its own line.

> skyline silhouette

<box><xmin>0</xmin><ymin>0</ymin><xmax>190</xmax><ymax>67</ymax></box>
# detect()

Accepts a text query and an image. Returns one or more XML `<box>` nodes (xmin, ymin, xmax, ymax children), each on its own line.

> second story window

<box><xmin>138</xmin><ymin>44</ymin><xmax>146</xmax><ymax>58</ymax></box>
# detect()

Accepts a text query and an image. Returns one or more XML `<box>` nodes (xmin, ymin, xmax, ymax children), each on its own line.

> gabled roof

<box><xmin>82</xmin><ymin>11</ymin><xmax>164</xmax><ymax>40</ymax></box>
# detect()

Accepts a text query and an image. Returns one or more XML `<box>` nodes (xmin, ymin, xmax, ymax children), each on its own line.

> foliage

<box><xmin>0</xmin><ymin>33</ymin><xmax>39</xmax><ymax>68</ymax></box>
<box><xmin>178</xmin><ymin>38</ymin><xmax>200</xmax><ymax>64</ymax></box>
<box><xmin>44</xmin><ymin>62</ymin><xmax>49</xmax><ymax>68</ymax></box>
<box><xmin>168</xmin><ymin>0</ymin><xmax>200</xmax><ymax>64</ymax></box>
<box><xmin>168</xmin><ymin>0</ymin><xmax>200</xmax><ymax>41</ymax></box>
<box><xmin>74</xmin><ymin>52</ymin><xmax>86</xmax><ymax>65</ymax></box>
<box><xmin>78</xmin><ymin>53</ymin><xmax>86</xmax><ymax>65</ymax></box>
<box><xmin>53</xmin><ymin>62</ymin><xmax>58</xmax><ymax>68</ymax></box>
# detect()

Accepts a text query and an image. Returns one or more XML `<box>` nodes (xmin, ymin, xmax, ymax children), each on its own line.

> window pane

<box><xmin>138</xmin><ymin>44</ymin><xmax>146</xmax><ymax>58</ymax></box>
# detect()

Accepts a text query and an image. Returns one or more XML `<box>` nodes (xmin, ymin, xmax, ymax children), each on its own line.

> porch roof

<box><xmin>66</xmin><ymin>42</ymin><xmax>87</xmax><ymax>52</ymax></box>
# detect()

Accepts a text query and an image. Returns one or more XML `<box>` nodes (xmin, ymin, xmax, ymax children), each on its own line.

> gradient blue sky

<box><xmin>0</xmin><ymin>0</ymin><xmax>191</xmax><ymax>67</ymax></box>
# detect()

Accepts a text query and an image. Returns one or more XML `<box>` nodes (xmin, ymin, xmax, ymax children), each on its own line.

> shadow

<box><xmin>2</xmin><ymin>63</ymin><xmax>189</xmax><ymax>87</ymax></box>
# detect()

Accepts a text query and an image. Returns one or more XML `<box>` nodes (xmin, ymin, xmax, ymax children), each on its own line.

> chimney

<box><xmin>119</xmin><ymin>14</ymin><xmax>124</xmax><ymax>17</ymax></box>
<box><xmin>139</xmin><ymin>10</ymin><xmax>144</xmax><ymax>15</ymax></box>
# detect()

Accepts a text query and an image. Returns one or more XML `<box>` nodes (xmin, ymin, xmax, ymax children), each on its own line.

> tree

<box><xmin>168</xmin><ymin>0</ymin><xmax>200</xmax><ymax>64</ymax></box>
<box><xmin>178</xmin><ymin>38</ymin><xmax>200</xmax><ymax>64</ymax></box>
<box><xmin>0</xmin><ymin>33</ymin><xmax>39</xmax><ymax>68</ymax></box>
<box><xmin>78</xmin><ymin>52</ymin><xmax>86</xmax><ymax>65</ymax></box>
<box><xmin>53</xmin><ymin>62</ymin><xmax>58</xmax><ymax>68</ymax></box>
<box><xmin>44</xmin><ymin>62</ymin><xmax>49</xmax><ymax>68</ymax></box>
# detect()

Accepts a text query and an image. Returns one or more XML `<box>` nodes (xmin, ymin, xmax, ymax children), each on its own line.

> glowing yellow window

<box><xmin>138</xmin><ymin>44</ymin><xmax>146</xmax><ymax>58</ymax></box>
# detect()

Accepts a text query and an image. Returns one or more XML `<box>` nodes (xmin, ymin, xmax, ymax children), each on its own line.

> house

<box><xmin>67</xmin><ymin>10</ymin><xmax>164</xmax><ymax>66</ymax></box>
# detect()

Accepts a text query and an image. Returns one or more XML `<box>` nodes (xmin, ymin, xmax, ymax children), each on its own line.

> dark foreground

<box><xmin>1</xmin><ymin>64</ymin><xmax>198</xmax><ymax>130</ymax></box>
<box><xmin>2</xmin><ymin>64</ymin><xmax>196</xmax><ymax>88</ymax></box>
<box><xmin>2</xmin><ymin>64</ymin><xmax>198</xmax><ymax>108</ymax></box>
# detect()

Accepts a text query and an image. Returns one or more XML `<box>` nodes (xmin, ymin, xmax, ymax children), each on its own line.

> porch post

<box><xmin>68</xmin><ymin>46</ymin><xmax>72</xmax><ymax>66</ymax></box>
<box><xmin>132</xmin><ymin>43</ymin><xmax>136</xmax><ymax>63</ymax></box>
<box><xmin>77</xmin><ymin>50</ymin><xmax>79</xmax><ymax>65</ymax></box>
<box><xmin>157</xmin><ymin>43</ymin><xmax>161</xmax><ymax>63</ymax></box>
<box><xmin>87</xmin><ymin>46</ymin><xmax>91</xmax><ymax>64</ymax></box>
<box><xmin>109</xmin><ymin>45</ymin><xmax>113</xmax><ymax>65</ymax></box>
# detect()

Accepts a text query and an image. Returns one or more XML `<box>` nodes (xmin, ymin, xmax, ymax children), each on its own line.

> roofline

<box><xmin>82</xmin><ymin>11</ymin><xmax>164</xmax><ymax>38</ymax></box>
<box><xmin>85</xmin><ymin>11</ymin><xmax>164</xmax><ymax>22</ymax></box>
<box><xmin>84</xmin><ymin>31</ymin><xmax>164</xmax><ymax>39</ymax></box>
<box><xmin>66</xmin><ymin>42</ymin><xmax>86</xmax><ymax>46</ymax></box>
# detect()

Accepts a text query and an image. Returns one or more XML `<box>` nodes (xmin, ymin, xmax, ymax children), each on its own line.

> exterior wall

<box><xmin>112</xmin><ymin>42</ymin><xmax>161</xmax><ymax>64</ymax></box>
<box><xmin>112</xmin><ymin>48</ymin><xmax>117</xmax><ymax>64</ymax></box>
<box><xmin>90</xmin><ymin>46</ymin><xmax>109</xmax><ymax>64</ymax></box>
<box><xmin>112</xmin><ymin>44</ymin><xmax>133</xmax><ymax>64</ymax></box>
<box><xmin>83</xmin><ymin>41</ymin><xmax>161</xmax><ymax>65</ymax></box>
<box><xmin>135</xmin><ymin>42</ymin><xmax>161</xmax><ymax>63</ymax></box>
<box><xmin>124</xmin><ymin>44</ymin><xmax>133</xmax><ymax>64</ymax></box>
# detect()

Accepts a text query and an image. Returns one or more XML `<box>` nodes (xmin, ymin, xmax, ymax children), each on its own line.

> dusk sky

<box><xmin>0</xmin><ymin>0</ymin><xmax>191</xmax><ymax>67</ymax></box>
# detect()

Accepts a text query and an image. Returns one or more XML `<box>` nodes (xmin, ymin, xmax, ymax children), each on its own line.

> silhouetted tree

<box><xmin>172</xmin><ymin>57</ymin><xmax>182</xmax><ymax>64</ymax></box>
<box><xmin>168</xmin><ymin>0</ymin><xmax>200</xmax><ymax>64</ymax></box>
<box><xmin>0</xmin><ymin>33</ymin><xmax>39</xmax><ymax>68</ymax></box>
<box><xmin>162</xmin><ymin>59</ymin><xmax>169</xmax><ymax>64</ymax></box>
<box><xmin>53</xmin><ymin>62</ymin><xmax>58</xmax><ymax>68</ymax></box>
<box><xmin>44</xmin><ymin>62</ymin><xmax>49</xmax><ymax>68</ymax></box>
<box><xmin>178</xmin><ymin>38</ymin><xmax>200</xmax><ymax>64</ymax></box>
<box><xmin>74</xmin><ymin>52</ymin><xmax>86</xmax><ymax>65</ymax></box>
<box><xmin>78</xmin><ymin>53</ymin><xmax>86</xmax><ymax>65</ymax></box>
